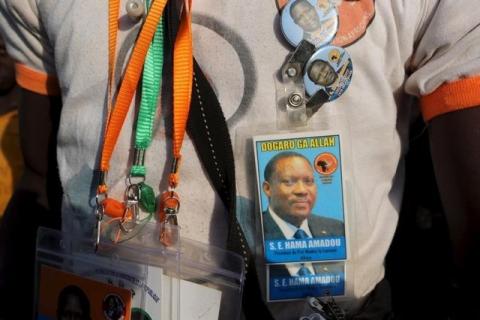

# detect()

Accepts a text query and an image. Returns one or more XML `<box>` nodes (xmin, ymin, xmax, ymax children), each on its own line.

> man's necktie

<box><xmin>294</xmin><ymin>229</ymin><xmax>312</xmax><ymax>276</ymax></box>
<box><xmin>297</xmin><ymin>265</ymin><xmax>312</xmax><ymax>276</ymax></box>
<box><xmin>294</xmin><ymin>228</ymin><xmax>309</xmax><ymax>239</ymax></box>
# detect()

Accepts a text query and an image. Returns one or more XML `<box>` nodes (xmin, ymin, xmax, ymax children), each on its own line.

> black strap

<box><xmin>165</xmin><ymin>2</ymin><xmax>273</xmax><ymax>317</ymax></box>
<box><xmin>187</xmin><ymin>60</ymin><xmax>274</xmax><ymax>320</ymax></box>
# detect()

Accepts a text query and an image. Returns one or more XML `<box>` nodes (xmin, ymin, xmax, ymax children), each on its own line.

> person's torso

<box><xmin>36</xmin><ymin>0</ymin><xmax>424</xmax><ymax>314</ymax></box>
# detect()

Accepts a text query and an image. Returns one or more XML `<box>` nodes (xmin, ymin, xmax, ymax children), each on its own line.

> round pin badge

<box><xmin>277</xmin><ymin>0</ymin><xmax>376</xmax><ymax>47</ymax></box>
<box><xmin>281</xmin><ymin>0</ymin><xmax>339</xmax><ymax>48</ymax></box>
<box><xmin>332</xmin><ymin>0</ymin><xmax>375</xmax><ymax>47</ymax></box>
<box><xmin>303</xmin><ymin>45</ymin><xmax>353</xmax><ymax>101</ymax></box>
<box><xmin>103</xmin><ymin>293</ymin><xmax>126</xmax><ymax>320</ymax></box>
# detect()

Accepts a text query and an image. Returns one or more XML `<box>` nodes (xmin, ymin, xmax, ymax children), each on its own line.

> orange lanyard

<box><xmin>159</xmin><ymin>0</ymin><xmax>193</xmax><ymax>243</ymax></box>
<box><xmin>96</xmin><ymin>0</ymin><xmax>193</xmax><ymax>245</ymax></box>
<box><xmin>170</xmin><ymin>0</ymin><xmax>193</xmax><ymax>188</ymax></box>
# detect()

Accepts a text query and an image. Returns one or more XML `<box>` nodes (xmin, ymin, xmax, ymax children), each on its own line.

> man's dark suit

<box><xmin>263</xmin><ymin>210</ymin><xmax>345</xmax><ymax>278</ymax></box>
<box><xmin>262</xmin><ymin>210</ymin><xmax>344</xmax><ymax>241</ymax></box>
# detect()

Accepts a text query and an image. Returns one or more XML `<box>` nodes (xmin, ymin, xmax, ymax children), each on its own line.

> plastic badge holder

<box><xmin>175</xmin><ymin>237</ymin><xmax>245</xmax><ymax>320</ymax></box>
<box><xmin>234</xmin><ymin>112</ymin><xmax>358</xmax><ymax>317</ymax></box>
<box><xmin>35</xmin><ymin>223</ymin><xmax>181</xmax><ymax>320</ymax></box>
<box><xmin>121</xmin><ymin>223</ymin><xmax>245</xmax><ymax>319</ymax></box>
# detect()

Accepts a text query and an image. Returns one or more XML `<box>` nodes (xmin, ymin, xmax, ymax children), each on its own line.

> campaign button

<box><xmin>281</xmin><ymin>0</ymin><xmax>339</xmax><ymax>48</ymax></box>
<box><xmin>332</xmin><ymin>0</ymin><xmax>376</xmax><ymax>47</ymax></box>
<box><xmin>303</xmin><ymin>45</ymin><xmax>352</xmax><ymax>101</ymax></box>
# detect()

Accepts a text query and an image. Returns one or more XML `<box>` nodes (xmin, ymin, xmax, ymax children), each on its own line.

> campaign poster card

<box><xmin>254</xmin><ymin>132</ymin><xmax>347</xmax><ymax>264</ymax></box>
<box><xmin>267</xmin><ymin>261</ymin><xmax>345</xmax><ymax>302</ymax></box>
<box><xmin>69</xmin><ymin>254</ymin><xmax>162</xmax><ymax>320</ymax></box>
<box><xmin>37</xmin><ymin>265</ymin><xmax>132</xmax><ymax>320</ymax></box>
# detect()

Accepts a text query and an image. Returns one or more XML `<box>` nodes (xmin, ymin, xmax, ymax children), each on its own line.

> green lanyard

<box><xmin>129</xmin><ymin>0</ymin><xmax>164</xmax><ymax>214</ymax></box>
<box><xmin>131</xmin><ymin>7</ymin><xmax>164</xmax><ymax>175</ymax></box>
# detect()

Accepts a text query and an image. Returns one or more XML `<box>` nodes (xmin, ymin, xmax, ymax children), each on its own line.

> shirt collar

<box><xmin>268</xmin><ymin>207</ymin><xmax>312</xmax><ymax>239</ymax></box>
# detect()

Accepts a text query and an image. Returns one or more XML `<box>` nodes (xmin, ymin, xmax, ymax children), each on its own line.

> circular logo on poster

<box><xmin>103</xmin><ymin>293</ymin><xmax>126</xmax><ymax>320</ymax></box>
<box><xmin>314</xmin><ymin>152</ymin><xmax>338</xmax><ymax>175</ymax></box>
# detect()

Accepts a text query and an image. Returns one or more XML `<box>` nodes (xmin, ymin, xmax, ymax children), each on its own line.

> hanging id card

<box><xmin>35</xmin><ymin>224</ymin><xmax>245</xmax><ymax>320</ymax></box>
<box><xmin>34</xmin><ymin>225</ymin><xmax>181</xmax><ymax>320</ymax></box>
<box><xmin>37</xmin><ymin>266</ymin><xmax>133</xmax><ymax>320</ymax></box>
<box><xmin>253</xmin><ymin>131</ymin><xmax>348</xmax><ymax>264</ymax></box>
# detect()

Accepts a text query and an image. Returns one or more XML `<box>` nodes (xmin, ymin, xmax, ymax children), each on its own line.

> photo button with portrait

<box><xmin>281</xmin><ymin>0</ymin><xmax>339</xmax><ymax>48</ymax></box>
<box><xmin>303</xmin><ymin>45</ymin><xmax>353</xmax><ymax>101</ymax></box>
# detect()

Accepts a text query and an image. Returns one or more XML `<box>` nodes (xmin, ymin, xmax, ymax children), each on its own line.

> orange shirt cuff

<box><xmin>421</xmin><ymin>75</ymin><xmax>480</xmax><ymax>122</ymax></box>
<box><xmin>15</xmin><ymin>63</ymin><xmax>60</xmax><ymax>96</ymax></box>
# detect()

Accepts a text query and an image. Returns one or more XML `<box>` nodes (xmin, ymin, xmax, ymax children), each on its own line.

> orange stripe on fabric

<box><xmin>101</xmin><ymin>0</ymin><xmax>169</xmax><ymax>172</ymax></box>
<box><xmin>173</xmin><ymin>0</ymin><xmax>193</xmax><ymax>158</ymax></box>
<box><xmin>15</xmin><ymin>63</ymin><xmax>60</xmax><ymax>96</ymax></box>
<box><xmin>421</xmin><ymin>75</ymin><xmax>480</xmax><ymax>122</ymax></box>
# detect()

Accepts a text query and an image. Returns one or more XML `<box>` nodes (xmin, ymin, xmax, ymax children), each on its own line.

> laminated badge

<box><xmin>253</xmin><ymin>132</ymin><xmax>348</xmax><ymax>302</ymax></box>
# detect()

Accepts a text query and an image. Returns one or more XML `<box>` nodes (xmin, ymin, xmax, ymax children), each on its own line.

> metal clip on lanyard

<box><xmin>120</xmin><ymin>183</ymin><xmax>141</xmax><ymax>233</ymax></box>
<box><xmin>95</xmin><ymin>0</ymin><xmax>193</xmax><ymax>249</ymax></box>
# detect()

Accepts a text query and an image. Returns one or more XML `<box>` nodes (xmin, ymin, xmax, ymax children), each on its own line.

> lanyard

<box><xmin>131</xmin><ymin>0</ymin><xmax>164</xmax><ymax>178</ymax></box>
<box><xmin>169</xmin><ymin>0</ymin><xmax>192</xmax><ymax>187</ymax></box>
<box><xmin>127</xmin><ymin>0</ymin><xmax>165</xmax><ymax>218</ymax></box>
<box><xmin>188</xmin><ymin>60</ymin><xmax>274</xmax><ymax>319</ymax></box>
<box><xmin>100</xmin><ymin>0</ymin><xmax>169</xmax><ymax>179</ymax></box>
<box><xmin>158</xmin><ymin>0</ymin><xmax>193</xmax><ymax>244</ymax></box>
<box><xmin>96</xmin><ymin>0</ymin><xmax>193</xmax><ymax>246</ymax></box>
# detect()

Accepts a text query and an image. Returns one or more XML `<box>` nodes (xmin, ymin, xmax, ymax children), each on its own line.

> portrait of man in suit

<box><xmin>308</xmin><ymin>59</ymin><xmax>338</xmax><ymax>87</ymax></box>
<box><xmin>262</xmin><ymin>151</ymin><xmax>344</xmax><ymax>242</ymax></box>
<box><xmin>288</xmin><ymin>0</ymin><xmax>337</xmax><ymax>46</ymax></box>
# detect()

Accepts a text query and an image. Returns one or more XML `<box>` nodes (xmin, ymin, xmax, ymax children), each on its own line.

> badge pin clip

<box><xmin>94</xmin><ymin>171</ymin><xmax>108</xmax><ymax>251</ymax></box>
<box><xmin>120</xmin><ymin>183</ymin><xmax>141</xmax><ymax>233</ymax></box>
<box><xmin>282</xmin><ymin>40</ymin><xmax>316</xmax><ymax>82</ymax></box>
<box><xmin>276</xmin><ymin>66</ymin><xmax>308</xmax><ymax>128</ymax></box>
<box><xmin>94</xmin><ymin>199</ymin><xmax>105</xmax><ymax>252</ymax></box>
<box><xmin>158</xmin><ymin>190</ymin><xmax>180</xmax><ymax>247</ymax></box>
